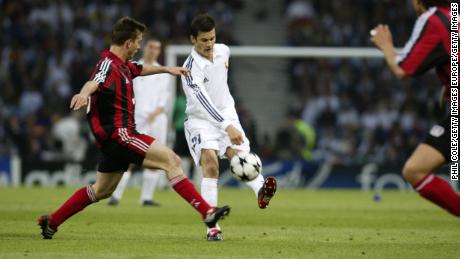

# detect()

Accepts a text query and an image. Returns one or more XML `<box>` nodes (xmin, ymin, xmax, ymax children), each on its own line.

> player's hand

<box><xmin>226</xmin><ymin>125</ymin><xmax>244</xmax><ymax>145</ymax></box>
<box><xmin>370</xmin><ymin>24</ymin><xmax>393</xmax><ymax>50</ymax></box>
<box><xmin>166</xmin><ymin>67</ymin><xmax>190</xmax><ymax>76</ymax></box>
<box><xmin>70</xmin><ymin>94</ymin><xmax>88</xmax><ymax>110</ymax></box>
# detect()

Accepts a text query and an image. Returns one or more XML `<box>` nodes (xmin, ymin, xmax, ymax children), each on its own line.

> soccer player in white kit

<box><xmin>108</xmin><ymin>37</ymin><xmax>173</xmax><ymax>206</ymax></box>
<box><xmin>181</xmin><ymin>14</ymin><xmax>277</xmax><ymax>241</ymax></box>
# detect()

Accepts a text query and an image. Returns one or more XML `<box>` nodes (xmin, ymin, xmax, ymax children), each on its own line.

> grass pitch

<box><xmin>0</xmin><ymin>187</ymin><xmax>459</xmax><ymax>259</ymax></box>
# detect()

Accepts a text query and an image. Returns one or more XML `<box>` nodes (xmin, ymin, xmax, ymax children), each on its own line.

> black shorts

<box><xmin>97</xmin><ymin>128</ymin><xmax>155</xmax><ymax>172</ymax></box>
<box><xmin>423</xmin><ymin>116</ymin><xmax>451</xmax><ymax>162</ymax></box>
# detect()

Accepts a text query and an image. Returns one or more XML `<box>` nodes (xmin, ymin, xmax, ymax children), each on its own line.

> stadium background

<box><xmin>1</xmin><ymin>1</ymin><xmax>460</xmax><ymax>258</ymax></box>
<box><xmin>0</xmin><ymin>0</ymin><xmax>451</xmax><ymax>190</ymax></box>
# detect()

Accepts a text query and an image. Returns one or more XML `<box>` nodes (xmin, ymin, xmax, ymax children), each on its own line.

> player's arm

<box><xmin>371</xmin><ymin>24</ymin><xmax>408</xmax><ymax>80</ymax></box>
<box><xmin>70</xmin><ymin>81</ymin><xmax>99</xmax><ymax>110</ymax></box>
<box><xmin>72</xmin><ymin>58</ymin><xmax>116</xmax><ymax>110</ymax></box>
<box><xmin>141</xmin><ymin>64</ymin><xmax>190</xmax><ymax>77</ymax></box>
<box><xmin>181</xmin><ymin>66</ymin><xmax>243</xmax><ymax>145</ymax></box>
<box><xmin>373</xmin><ymin>13</ymin><xmax>442</xmax><ymax>81</ymax></box>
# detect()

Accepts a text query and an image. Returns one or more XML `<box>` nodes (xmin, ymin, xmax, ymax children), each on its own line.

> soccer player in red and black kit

<box><xmin>38</xmin><ymin>17</ymin><xmax>230</xmax><ymax>239</ymax></box>
<box><xmin>371</xmin><ymin>0</ymin><xmax>459</xmax><ymax>216</ymax></box>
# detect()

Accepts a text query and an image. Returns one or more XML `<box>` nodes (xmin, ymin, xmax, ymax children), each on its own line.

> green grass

<box><xmin>0</xmin><ymin>187</ymin><xmax>459</xmax><ymax>259</ymax></box>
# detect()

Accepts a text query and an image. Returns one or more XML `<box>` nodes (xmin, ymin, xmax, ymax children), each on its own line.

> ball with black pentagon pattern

<box><xmin>229</xmin><ymin>152</ymin><xmax>262</xmax><ymax>182</ymax></box>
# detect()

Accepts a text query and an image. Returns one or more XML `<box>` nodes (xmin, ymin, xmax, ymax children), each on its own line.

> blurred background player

<box><xmin>108</xmin><ymin>37</ymin><xmax>173</xmax><ymax>207</ymax></box>
<box><xmin>371</xmin><ymin>0</ymin><xmax>458</xmax><ymax>216</ymax></box>
<box><xmin>37</xmin><ymin>16</ymin><xmax>230</xmax><ymax>239</ymax></box>
<box><xmin>181</xmin><ymin>14</ymin><xmax>277</xmax><ymax>241</ymax></box>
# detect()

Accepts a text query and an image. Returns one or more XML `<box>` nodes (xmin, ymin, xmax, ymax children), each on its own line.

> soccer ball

<box><xmin>230</xmin><ymin>152</ymin><xmax>262</xmax><ymax>182</ymax></box>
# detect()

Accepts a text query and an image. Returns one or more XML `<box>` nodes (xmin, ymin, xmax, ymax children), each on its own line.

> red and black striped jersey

<box><xmin>87</xmin><ymin>49</ymin><xmax>143</xmax><ymax>142</ymax></box>
<box><xmin>396</xmin><ymin>5</ymin><xmax>452</xmax><ymax>100</ymax></box>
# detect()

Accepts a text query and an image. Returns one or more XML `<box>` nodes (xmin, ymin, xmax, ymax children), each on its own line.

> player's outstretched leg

<box><xmin>403</xmin><ymin>144</ymin><xmax>460</xmax><ymax>216</ymax></box>
<box><xmin>38</xmin><ymin>172</ymin><xmax>124</xmax><ymax>239</ymax></box>
<box><xmin>143</xmin><ymin>142</ymin><xmax>230</xmax><ymax>228</ymax></box>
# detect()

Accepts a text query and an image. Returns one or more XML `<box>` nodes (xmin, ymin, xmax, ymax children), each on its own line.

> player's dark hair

<box><xmin>190</xmin><ymin>14</ymin><xmax>215</xmax><ymax>38</ymax></box>
<box><xmin>419</xmin><ymin>0</ymin><xmax>450</xmax><ymax>8</ymax></box>
<box><xmin>111</xmin><ymin>16</ymin><xmax>146</xmax><ymax>46</ymax></box>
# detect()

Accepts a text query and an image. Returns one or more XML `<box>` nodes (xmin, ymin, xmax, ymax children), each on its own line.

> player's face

<box><xmin>191</xmin><ymin>29</ymin><xmax>216</xmax><ymax>60</ymax></box>
<box><xmin>144</xmin><ymin>40</ymin><xmax>161</xmax><ymax>61</ymax></box>
<box><xmin>127</xmin><ymin>32</ymin><xmax>143</xmax><ymax>59</ymax></box>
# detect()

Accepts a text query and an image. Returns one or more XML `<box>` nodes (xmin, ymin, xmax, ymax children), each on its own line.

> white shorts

<box><xmin>184</xmin><ymin>119</ymin><xmax>250</xmax><ymax>165</ymax></box>
<box><xmin>135</xmin><ymin>114</ymin><xmax>168</xmax><ymax>145</ymax></box>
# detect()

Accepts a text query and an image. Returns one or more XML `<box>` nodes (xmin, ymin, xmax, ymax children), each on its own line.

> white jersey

<box><xmin>134</xmin><ymin>60</ymin><xmax>174</xmax><ymax>123</ymax></box>
<box><xmin>180</xmin><ymin>44</ymin><xmax>238</xmax><ymax>130</ymax></box>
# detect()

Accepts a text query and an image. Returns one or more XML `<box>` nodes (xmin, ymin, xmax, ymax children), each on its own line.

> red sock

<box><xmin>170</xmin><ymin>175</ymin><xmax>212</xmax><ymax>218</ymax></box>
<box><xmin>414</xmin><ymin>174</ymin><xmax>460</xmax><ymax>216</ymax></box>
<box><xmin>50</xmin><ymin>185</ymin><xmax>98</xmax><ymax>227</ymax></box>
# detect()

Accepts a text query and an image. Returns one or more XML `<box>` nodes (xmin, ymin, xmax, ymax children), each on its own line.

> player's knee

<box><xmin>165</xmin><ymin>150</ymin><xmax>182</xmax><ymax>172</ymax></box>
<box><xmin>170</xmin><ymin>153</ymin><xmax>182</xmax><ymax>170</ymax></box>
<box><xmin>402</xmin><ymin>160</ymin><xmax>424</xmax><ymax>184</ymax></box>
<box><xmin>402</xmin><ymin>161</ymin><xmax>415</xmax><ymax>182</ymax></box>
<box><xmin>202</xmin><ymin>157</ymin><xmax>219</xmax><ymax>178</ymax></box>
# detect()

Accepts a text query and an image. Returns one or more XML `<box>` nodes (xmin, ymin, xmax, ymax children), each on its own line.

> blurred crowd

<box><xmin>0</xmin><ymin>0</ymin><xmax>447</xmax><ymax>166</ymax></box>
<box><xmin>0</xmin><ymin>0</ymin><xmax>242</xmax><ymax>162</ymax></box>
<box><xmin>284</xmin><ymin>0</ymin><xmax>415</xmax><ymax>47</ymax></box>
<box><xmin>269</xmin><ymin>0</ymin><xmax>446</xmax><ymax>165</ymax></box>
<box><xmin>274</xmin><ymin>58</ymin><xmax>443</xmax><ymax>165</ymax></box>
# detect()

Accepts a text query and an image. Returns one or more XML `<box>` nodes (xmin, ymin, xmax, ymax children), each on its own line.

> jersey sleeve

<box><xmin>89</xmin><ymin>58</ymin><xmax>114</xmax><ymax>86</ymax></box>
<box><xmin>181</xmin><ymin>59</ymin><xmax>231</xmax><ymax>130</ymax></box>
<box><xmin>396</xmin><ymin>10</ymin><xmax>443</xmax><ymax>76</ymax></box>
<box><xmin>128</xmin><ymin>61</ymin><xmax>143</xmax><ymax>78</ymax></box>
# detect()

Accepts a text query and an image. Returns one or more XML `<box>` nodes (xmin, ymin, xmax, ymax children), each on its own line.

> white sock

<box><xmin>193</xmin><ymin>166</ymin><xmax>203</xmax><ymax>186</ymax></box>
<box><xmin>245</xmin><ymin>174</ymin><xmax>265</xmax><ymax>197</ymax></box>
<box><xmin>140</xmin><ymin>169</ymin><xmax>161</xmax><ymax>202</ymax></box>
<box><xmin>112</xmin><ymin>171</ymin><xmax>131</xmax><ymax>200</ymax></box>
<box><xmin>201</xmin><ymin>177</ymin><xmax>220</xmax><ymax>233</ymax></box>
